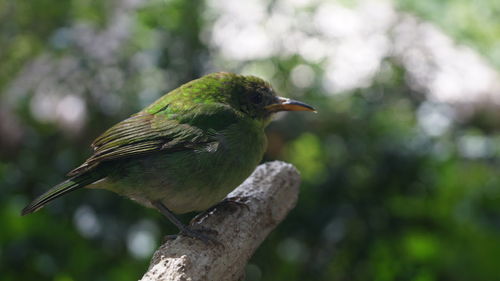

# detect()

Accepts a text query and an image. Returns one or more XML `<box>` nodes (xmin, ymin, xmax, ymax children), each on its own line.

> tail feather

<box><xmin>21</xmin><ymin>175</ymin><xmax>98</xmax><ymax>216</ymax></box>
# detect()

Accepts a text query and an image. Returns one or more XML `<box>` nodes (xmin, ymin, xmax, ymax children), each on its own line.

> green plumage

<box><xmin>22</xmin><ymin>72</ymin><xmax>314</xmax><ymax>239</ymax></box>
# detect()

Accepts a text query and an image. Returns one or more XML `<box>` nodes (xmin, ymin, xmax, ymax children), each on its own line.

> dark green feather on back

<box><xmin>68</xmin><ymin>104</ymin><xmax>241</xmax><ymax>177</ymax></box>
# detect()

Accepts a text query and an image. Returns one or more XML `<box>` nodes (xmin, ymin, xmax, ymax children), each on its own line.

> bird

<box><xmin>22</xmin><ymin>72</ymin><xmax>315</xmax><ymax>242</ymax></box>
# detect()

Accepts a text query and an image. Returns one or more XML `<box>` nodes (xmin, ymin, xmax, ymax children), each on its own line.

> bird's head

<box><xmin>199</xmin><ymin>72</ymin><xmax>315</xmax><ymax>124</ymax></box>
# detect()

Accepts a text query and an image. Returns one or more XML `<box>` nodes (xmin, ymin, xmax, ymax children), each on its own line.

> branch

<box><xmin>140</xmin><ymin>161</ymin><xmax>301</xmax><ymax>281</ymax></box>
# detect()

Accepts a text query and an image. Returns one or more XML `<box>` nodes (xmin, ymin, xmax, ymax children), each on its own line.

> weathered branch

<box><xmin>140</xmin><ymin>161</ymin><xmax>301</xmax><ymax>281</ymax></box>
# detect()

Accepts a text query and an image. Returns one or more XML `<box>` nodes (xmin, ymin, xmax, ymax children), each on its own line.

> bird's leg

<box><xmin>151</xmin><ymin>201</ymin><xmax>220</xmax><ymax>245</ymax></box>
<box><xmin>192</xmin><ymin>196</ymin><xmax>250</xmax><ymax>224</ymax></box>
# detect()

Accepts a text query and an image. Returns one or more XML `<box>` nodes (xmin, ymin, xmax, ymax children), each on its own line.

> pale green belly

<box><xmin>96</xmin><ymin>130</ymin><xmax>266</xmax><ymax>213</ymax></box>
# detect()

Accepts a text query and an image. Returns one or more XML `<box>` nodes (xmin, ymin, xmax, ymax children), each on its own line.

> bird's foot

<box><xmin>152</xmin><ymin>200</ymin><xmax>222</xmax><ymax>245</ymax></box>
<box><xmin>163</xmin><ymin>226</ymin><xmax>221</xmax><ymax>246</ymax></box>
<box><xmin>192</xmin><ymin>196</ymin><xmax>250</xmax><ymax>224</ymax></box>
<box><xmin>220</xmin><ymin>196</ymin><xmax>251</xmax><ymax>211</ymax></box>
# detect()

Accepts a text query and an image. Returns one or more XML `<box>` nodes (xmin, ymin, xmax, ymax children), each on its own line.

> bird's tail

<box><xmin>21</xmin><ymin>174</ymin><xmax>99</xmax><ymax>216</ymax></box>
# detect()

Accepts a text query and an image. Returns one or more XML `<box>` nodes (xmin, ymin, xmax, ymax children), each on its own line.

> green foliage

<box><xmin>396</xmin><ymin>0</ymin><xmax>500</xmax><ymax>68</ymax></box>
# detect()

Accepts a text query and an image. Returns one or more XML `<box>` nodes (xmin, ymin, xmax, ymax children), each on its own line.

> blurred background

<box><xmin>2</xmin><ymin>0</ymin><xmax>500</xmax><ymax>280</ymax></box>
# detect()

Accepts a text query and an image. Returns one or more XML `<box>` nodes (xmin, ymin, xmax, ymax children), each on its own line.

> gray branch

<box><xmin>140</xmin><ymin>161</ymin><xmax>300</xmax><ymax>281</ymax></box>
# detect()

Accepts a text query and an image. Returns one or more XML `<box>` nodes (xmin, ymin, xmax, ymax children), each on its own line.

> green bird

<box><xmin>22</xmin><ymin>72</ymin><xmax>315</xmax><ymax>242</ymax></box>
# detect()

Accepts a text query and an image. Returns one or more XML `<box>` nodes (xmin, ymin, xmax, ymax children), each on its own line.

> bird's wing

<box><xmin>67</xmin><ymin>105</ymin><xmax>239</xmax><ymax>177</ymax></box>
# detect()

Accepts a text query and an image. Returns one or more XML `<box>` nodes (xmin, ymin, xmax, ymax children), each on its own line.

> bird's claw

<box><xmin>162</xmin><ymin>234</ymin><xmax>178</xmax><ymax>243</ymax></box>
<box><xmin>221</xmin><ymin>196</ymin><xmax>250</xmax><ymax>211</ymax></box>
<box><xmin>163</xmin><ymin>226</ymin><xmax>222</xmax><ymax>246</ymax></box>
<box><xmin>191</xmin><ymin>196</ymin><xmax>250</xmax><ymax>224</ymax></box>
<box><xmin>182</xmin><ymin>226</ymin><xmax>222</xmax><ymax>246</ymax></box>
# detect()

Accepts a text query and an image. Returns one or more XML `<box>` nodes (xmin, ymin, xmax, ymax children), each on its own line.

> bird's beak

<box><xmin>265</xmin><ymin>97</ymin><xmax>316</xmax><ymax>113</ymax></box>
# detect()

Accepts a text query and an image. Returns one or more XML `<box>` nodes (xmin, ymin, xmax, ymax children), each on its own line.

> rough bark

<box><xmin>140</xmin><ymin>161</ymin><xmax>300</xmax><ymax>281</ymax></box>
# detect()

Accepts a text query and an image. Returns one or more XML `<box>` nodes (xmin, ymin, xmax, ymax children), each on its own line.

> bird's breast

<box><xmin>161</xmin><ymin>122</ymin><xmax>267</xmax><ymax>213</ymax></box>
<box><xmin>104</xmin><ymin>120</ymin><xmax>267</xmax><ymax>214</ymax></box>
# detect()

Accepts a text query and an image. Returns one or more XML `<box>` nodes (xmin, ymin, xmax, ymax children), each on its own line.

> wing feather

<box><xmin>67</xmin><ymin>110</ymin><xmax>221</xmax><ymax>177</ymax></box>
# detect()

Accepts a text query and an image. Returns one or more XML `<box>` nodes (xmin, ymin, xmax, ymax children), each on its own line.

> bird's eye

<box><xmin>249</xmin><ymin>92</ymin><xmax>263</xmax><ymax>104</ymax></box>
